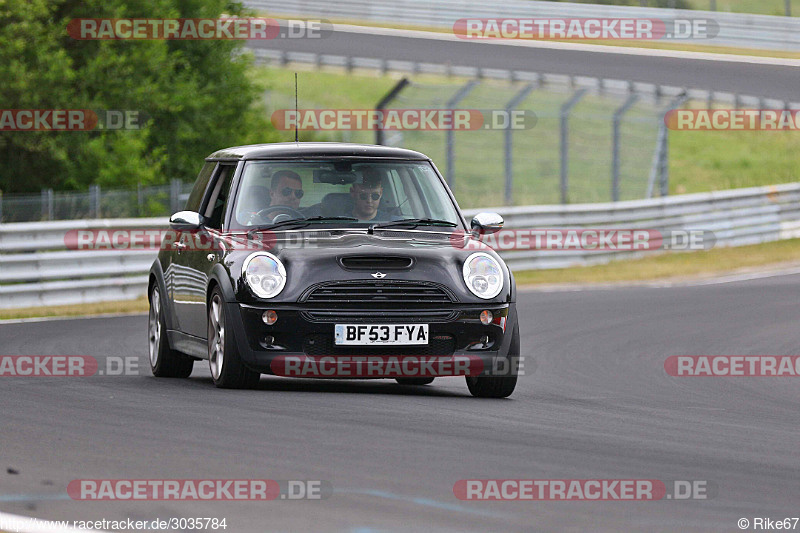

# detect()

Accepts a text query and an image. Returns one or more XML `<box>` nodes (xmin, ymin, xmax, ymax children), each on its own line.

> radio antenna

<box><xmin>294</xmin><ymin>72</ymin><xmax>299</xmax><ymax>143</ymax></box>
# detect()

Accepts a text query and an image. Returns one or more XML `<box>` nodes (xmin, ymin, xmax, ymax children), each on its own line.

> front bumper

<box><xmin>227</xmin><ymin>301</ymin><xmax>519</xmax><ymax>377</ymax></box>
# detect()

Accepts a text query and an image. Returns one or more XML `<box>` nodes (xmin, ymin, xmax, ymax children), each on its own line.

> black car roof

<box><xmin>206</xmin><ymin>142</ymin><xmax>430</xmax><ymax>161</ymax></box>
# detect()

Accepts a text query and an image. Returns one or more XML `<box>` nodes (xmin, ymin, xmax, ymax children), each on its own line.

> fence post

<box><xmin>374</xmin><ymin>77</ymin><xmax>410</xmax><ymax>145</ymax></box>
<box><xmin>503</xmin><ymin>83</ymin><xmax>536</xmax><ymax>206</ymax></box>
<box><xmin>41</xmin><ymin>189</ymin><xmax>48</xmax><ymax>221</ymax></box>
<box><xmin>559</xmin><ymin>89</ymin><xmax>587</xmax><ymax>204</ymax></box>
<box><xmin>39</xmin><ymin>188</ymin><xmax>54</xmax><ymax>220</ymax></box>
<box><xmin>0</xmin><ymin>189</ymin><xmax>3</xmax><ymax>223</ymax></box>
<box><xmin>445</xmin><ymin>80</ymin><xmax>479</xmax><ymax>189</ymax></box>
<box><xmin>170</xmin><ymin>179</ymin><xmax>182</xmax><ymax>214</ymax></box>
<box><xmin>658</xmin><ymin>92</ymin><xmax>688</xmax><ymax>197</ymax></box>
<box><xmin>137</xmin><ymin>182</ymin><xmax>144</xmax><ymax>216</ymax></box>
<box><xmin>90</xmin><ymin>184</ymin><xmax>101</xmax><ymax>218</ymax></box>
<box><xmin>612</xmin><ymin>92</ymin><xmax>639</xmax><ymax>202</ymax></box>
<box><xmin>786</xmin><ymin>0</ymin><xmax>791</xmax><ymax>16</ymax></box>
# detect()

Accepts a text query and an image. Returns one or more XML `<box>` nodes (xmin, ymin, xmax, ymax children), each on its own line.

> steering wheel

<box><xmin>254</xmin><ymin>205</ymin><xmax>305</xmax><ymax>223</ymax></box>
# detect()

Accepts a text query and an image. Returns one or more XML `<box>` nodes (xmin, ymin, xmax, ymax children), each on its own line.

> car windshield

<box><xmin>230</xmin><ymin>160</ymin><xmax>463</xmax><ymax>230</ymax></box>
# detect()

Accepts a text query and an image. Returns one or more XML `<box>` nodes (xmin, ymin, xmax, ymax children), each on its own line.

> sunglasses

<box><xmin>281</xmin><ymin>187</ymin><xmax>304</xmax><ymax>199</ymax></box>
<box><xmin>359</xmin><ymin>192</ymin><xmax>381</xmax><ymax>201</ymax></box>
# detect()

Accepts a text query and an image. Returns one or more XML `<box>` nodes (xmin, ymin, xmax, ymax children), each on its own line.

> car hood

<box><xmin>224</xmin><ymin>230</ymin><xmax>512</xmax><ymax>304</ymax></box>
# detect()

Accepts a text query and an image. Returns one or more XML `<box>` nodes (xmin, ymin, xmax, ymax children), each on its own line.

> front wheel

<box><xmin>466</xmin><ymin>323</ymin><xmax>519</xmax><ymax>398</ymax></box>
<box><xmin>208</xmin><ymin>288</ymin><xmax>260</xmax><ymax>389</ymax></box>
<box><xmin>148</xmin><ymin>284</ymin><xmax>194</xmax><ymax>378</ymax></box>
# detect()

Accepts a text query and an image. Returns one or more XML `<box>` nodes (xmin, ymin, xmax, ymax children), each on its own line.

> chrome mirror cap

<box><xmin>470</xmin><ymin>212</ymin><xmax>504</xmax><ymax>236</ymax></box>
<box><xmin>169</xmin><ymin>211</ymin><xmax>204</xmax><ymax>231</ymax></box>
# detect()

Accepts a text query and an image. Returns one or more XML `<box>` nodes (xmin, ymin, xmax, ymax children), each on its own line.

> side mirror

<box><xmin>169</xmin><ymin>211</ymin><xmax>205</xmax><ymax>231</ymax></box>
<box><xmin>470</xmin><ymin>212</ymin><xmax>504</xmax><ymax>237</ymax></box>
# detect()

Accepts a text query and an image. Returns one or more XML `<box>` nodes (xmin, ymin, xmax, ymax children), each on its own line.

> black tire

<box><xmin>207</xmin><ymin>288</ymin><xmax>260</xmax><ymax>389</ymax></box>
<box><xmin>466</xmin><ymin>322</ymin><xmax>519</xmax><ymax>398</ymax></box>
<box><xmin>396</xmin><ymin>377</ymin><xmax>435</xmax><ymax>386</ymax></box>
<box><xmin>148</xmin><ymin>284</ymin><xmax>194</xmax><ymax>378</ymax></box>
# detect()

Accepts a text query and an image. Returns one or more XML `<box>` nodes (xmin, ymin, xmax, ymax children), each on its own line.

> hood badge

<box><xmin>371</xmin><ymin>272</ymin><xmax>387</xmax><ymax>279</ymax></box>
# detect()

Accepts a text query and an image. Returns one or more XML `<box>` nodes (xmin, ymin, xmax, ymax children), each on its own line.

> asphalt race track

<box><xmin>247</xmin><ymin>26</ymin><xmax>800</xmax><ymax>101</ymax></box>
<box><xmin>2</xmin><ymin>273</ymin><xmax>799</xmax><ymax>532</ymax></box>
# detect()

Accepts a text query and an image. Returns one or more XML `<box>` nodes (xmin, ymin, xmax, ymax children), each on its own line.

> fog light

<box><xmin>262</xmin><ymin>310</ymin><xmax>278</xmax><ymax>325</ymax></box>
<box><xmin>480</xmin><ymin>310</ymin><xmax>493</xmax><ymax>325</ymax></box>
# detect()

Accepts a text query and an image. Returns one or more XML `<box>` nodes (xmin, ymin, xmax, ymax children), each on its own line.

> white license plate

<box><xmin>334</xmin><ymin>324</ymin><xmax>429</xmax><ymax>345</ymax></box>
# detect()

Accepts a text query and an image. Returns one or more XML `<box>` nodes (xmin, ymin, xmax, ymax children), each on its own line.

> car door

<box><xmin>166</xmin><ymin>161</ymin><xmax>215</xmax><ymax>323</ymax></box>
<box><xmin>172</xmin><ymin>163</ymin><xmax>237</xmax><ymax>339</ymax></box>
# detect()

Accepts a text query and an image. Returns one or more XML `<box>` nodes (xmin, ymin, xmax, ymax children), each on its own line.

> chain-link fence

<box><xmin>0</xmin><ymin>181</ymin><xmax>193</xmax><ymax>223</ymax></box>
<box><xmin>377</xmin><ymin>79</ymin><xmax>665</xmax><ymax>206</ymax></box>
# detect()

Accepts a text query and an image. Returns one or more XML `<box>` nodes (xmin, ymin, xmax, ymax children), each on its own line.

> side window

<box><xmin>203</xmin><ymin>164</ymin><xmax>236</xmax><ymax>230</ymax></box>
<box><xmin>185</xmin><ymin>162</ymin><xmax>216</xmax><ymax>212</ymax></box>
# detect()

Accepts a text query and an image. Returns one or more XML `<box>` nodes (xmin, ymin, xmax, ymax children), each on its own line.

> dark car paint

<box><xmin>149</xmin><ymin>143</ymin><xmax>518</xmax><ymax>374</ymax></box>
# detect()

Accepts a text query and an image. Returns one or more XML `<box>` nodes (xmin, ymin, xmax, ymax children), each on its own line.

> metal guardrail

<box><xmin>2</xmin><ymin>184</ymin><xmax>800</xmax><ymax>309</ymax></box>
<box><xmin>246</xmin><ymin>0</ymin><xmax>800</xmax><ymax>50</ymax></box>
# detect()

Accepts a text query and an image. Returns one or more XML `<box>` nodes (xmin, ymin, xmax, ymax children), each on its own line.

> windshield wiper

<box><xmin>371</xmin><ymin>218</ymin><xmax>458</xmax><ymax>231</ymax></box>
<box><xmin>247</xmin><ymin>216</ymin><xmax>358</xmax><ymax>237</ymax></box>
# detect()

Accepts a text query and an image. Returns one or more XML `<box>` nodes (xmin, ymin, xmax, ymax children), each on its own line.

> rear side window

<box><xmin>184</xmin><ymin>162</ymin><xmax>216</xmax><ymax>212</ymax></box>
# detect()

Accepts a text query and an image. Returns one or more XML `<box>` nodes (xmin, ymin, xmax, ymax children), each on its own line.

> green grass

<box><xmin>514</xmin><ymin>237</ymin><xmax>800</xmax><ymax>285</ymax></box>
<box><xmin>251</xmin><ymin>65</ymin><xmax>800</xmax><ymax>206</ymax></box>
<box><xmin>684</xmin><ymin>0</ymin><xmax>800</xmax><ymax>16</ymax></box>
<box><xmin>0</xmin><ymin>297</ymin><xmax>149</xmax><ymax>321</ymax></box>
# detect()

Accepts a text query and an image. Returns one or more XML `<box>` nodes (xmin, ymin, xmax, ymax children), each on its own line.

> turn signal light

<box><xmin>262</xmin><ymin>310</ymin><xmax>278</xmax><ymax>325</ymax></box>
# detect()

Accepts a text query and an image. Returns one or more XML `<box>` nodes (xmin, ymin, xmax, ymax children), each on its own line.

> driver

<box><xmin>269</xmin><ymin>170</ymin><xmax>304</xmax><ymax>210</ymax></box>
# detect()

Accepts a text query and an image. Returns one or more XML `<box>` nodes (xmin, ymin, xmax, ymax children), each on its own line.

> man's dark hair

<box><xmin>359</xmin><ymin>168</ymin><xmax>383</xmax><ymax>189</ymax></box>
<box><xmin>271</xmin><ymin>170</ymin><xmax>302</xmax><ymax>190</ymax></box>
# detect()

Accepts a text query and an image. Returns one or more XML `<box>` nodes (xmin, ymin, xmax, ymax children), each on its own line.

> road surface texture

<box><xmin>2</xmin><ymin>273</ymin><xmax>798</xmax><ymax>531</ymax></box>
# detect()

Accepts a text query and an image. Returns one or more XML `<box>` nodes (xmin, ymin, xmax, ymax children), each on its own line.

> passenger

<box><xmin>349</xmin><ymin>169</ymin><xmax>388</xmax><ymax>221</ymax></box>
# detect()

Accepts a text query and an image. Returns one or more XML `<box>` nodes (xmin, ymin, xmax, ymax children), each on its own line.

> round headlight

<box><xmin>462</xmin><ymin>252</ymin><xmax>504</xmax><ymax>300</ymax></box>
<box><xmin>243</xmin><ymin>252</ymin><xmax>286</xmax><ymax>299</ymax></box>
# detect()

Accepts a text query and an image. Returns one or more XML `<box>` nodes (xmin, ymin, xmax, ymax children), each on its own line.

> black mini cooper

<box><xmin>148</xmin><ymin>143</ymin><xmax>519</xmax><ymax>397</ymax></box>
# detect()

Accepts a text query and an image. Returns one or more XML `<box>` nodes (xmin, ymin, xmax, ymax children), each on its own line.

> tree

<box><xmin>0</xmin><ymin>0</ymin><xmax>278</xmax><ymax>194</ymax></box>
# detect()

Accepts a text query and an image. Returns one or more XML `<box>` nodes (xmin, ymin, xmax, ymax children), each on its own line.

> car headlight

<box><xmin>243</xmin><ymin>252</ymin><xmax>286</xmax><ymax>299</ymax></box>
<box><xmin>462</xmin><ymin>252</ymin><xmax>504</xmax><ymax>300</ymax></box>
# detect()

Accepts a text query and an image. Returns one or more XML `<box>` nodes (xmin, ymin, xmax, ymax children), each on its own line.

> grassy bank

<box><xmin>0</xmin><ymin>297</ymin><xmax>149</xmax><ymax>321</ymax></box>
<box><xmin>514</xmin><ymin>238</ymin><xmax>800</xmax><ymax>285</ymax></box>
